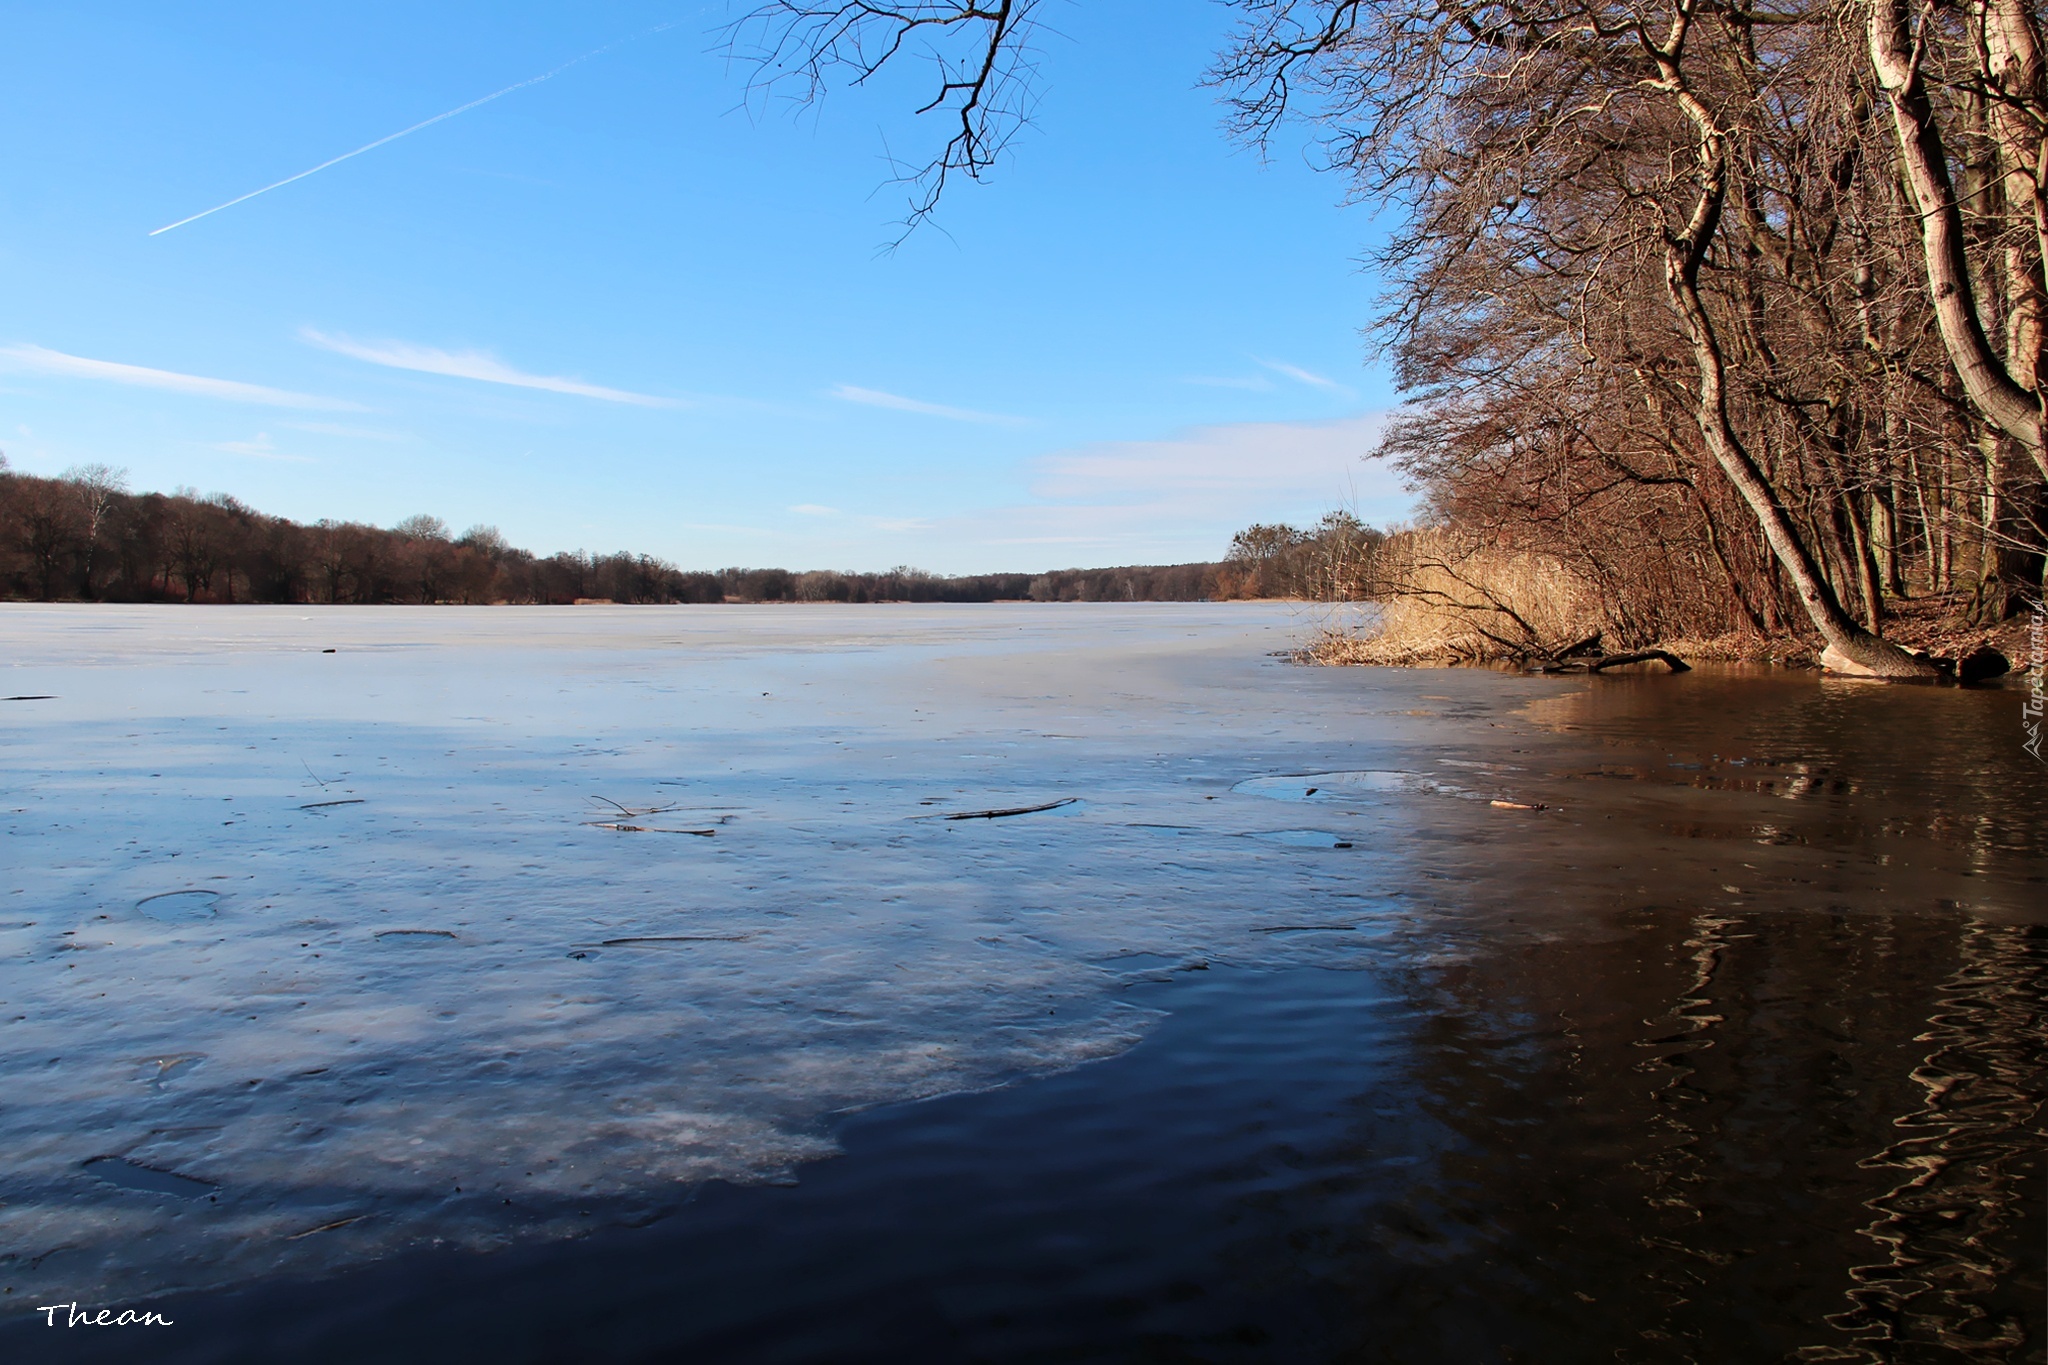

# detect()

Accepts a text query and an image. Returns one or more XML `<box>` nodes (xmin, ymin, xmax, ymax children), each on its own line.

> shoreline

<box><xmin>1305</xmin><ymin>597</ymin><xmax>2036</xmax><ymax>680</ymax></box>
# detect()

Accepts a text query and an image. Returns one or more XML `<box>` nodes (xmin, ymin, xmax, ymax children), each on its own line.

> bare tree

<box><xmin>166</xmin><ymin>500</ymin><xmax>219</xmax><ymax>602</ymax></box>
<box><xmin>1213</xmin><ymin>0</ymin><xmax>1956</xmax><ymax>673</ymax></box>
<box><xmin>732</xmin><ymin>1</ymin><xmax>1044</xmax><ymax>235</ymax></box>
<box><xmin>15</xmin><ymin>480</ymin><xmax>77</xmax><ymax>601</ymax></box>
<box><xmin>61</xmin><ymin>463</ymin><xmax>129</xmax><ymax>599</ymax></box>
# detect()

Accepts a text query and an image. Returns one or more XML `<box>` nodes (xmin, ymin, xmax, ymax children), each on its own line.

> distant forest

<box><xmin>0</xmin><ymin>462</ymin><xmax>1373</xmax><ymax>605</ymax></box>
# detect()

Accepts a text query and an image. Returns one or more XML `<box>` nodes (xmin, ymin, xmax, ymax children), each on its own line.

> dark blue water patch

<box><xmin>83</xmin><ymin>1157</ymin><xmax>216</xmax><ymax>1199</ymax></box>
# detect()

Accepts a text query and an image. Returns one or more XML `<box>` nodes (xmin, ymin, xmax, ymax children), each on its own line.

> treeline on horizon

<box><xmin>0</xmin><ymin>461</ymin><xmax>1367</xmax><ymax>606</ymax></box>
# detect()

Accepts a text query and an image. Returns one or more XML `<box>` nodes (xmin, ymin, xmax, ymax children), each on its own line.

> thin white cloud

<box><xmin>741</xmin><ymin>415</ymin><xmax>1413</xmax><ymax>573</ymax></box>
<box><xmin>827</xmin><ymin>384</ymin><xmax>1025</xmax><ymax>426</ymax></box>
<box><xmin>789</xmin><ymin>503</ymin><xmax>841</xmax><ymax>517</ymax></box>
<box><xmin>1032</xmin><ymin>414</ymin><xmax>1397</xmax><ymax>500</ymax></box>
<box><xmin>0</xmin><ymin>343</ymin><xmax>354</xmax><ymax>410</ymax></box>
<box><xmin>957</xmin><ymin>415</ymin><xmax>1405</xmax><ymax>558</ymax></box>
<box><xmin>303</xmin><ymin>329</ymin><xmax>678</xmax><ymax>407</ymax></box>
<box><xmin>213</xmin><ymin>432</ymin><xmax>316</xmax><ymax>464</ymax></box>
<box><xmin>1255</xmin><ymin>358</ymin><xmax>1355</xmax><ymax>395</ymax></box>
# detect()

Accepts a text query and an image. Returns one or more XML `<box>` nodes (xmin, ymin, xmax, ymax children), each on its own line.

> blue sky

<box><xmin>0</xmin><ymin>2</ymin><xmax>1409</xmax><ymax>573</ymax></box>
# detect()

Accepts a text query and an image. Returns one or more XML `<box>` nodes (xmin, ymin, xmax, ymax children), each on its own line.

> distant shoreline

<box><xmin>4</xmin><ymin>466</ymin><xmax>1276</xmax><ymax>606</ymax></box>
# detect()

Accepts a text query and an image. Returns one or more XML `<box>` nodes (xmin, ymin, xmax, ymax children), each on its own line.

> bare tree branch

<box><xmin>730</xmin><ymin>1</ymin><xmax>1043</xmax><ymax>238</ymax></box>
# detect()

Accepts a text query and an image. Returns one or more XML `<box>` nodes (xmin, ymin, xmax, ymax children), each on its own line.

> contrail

<box><xmin>149</xmin><ymin>23</ymin><xmax>675</xmax><ymax>237</ymax></box>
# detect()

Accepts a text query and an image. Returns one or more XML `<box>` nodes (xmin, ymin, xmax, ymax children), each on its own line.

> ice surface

<box><xmin>1230</xmin><ymin>770</ymin><xmax>1477</xmax><ymax>801</ymax></box>
<box><xmin>0</xmin><ymin>603</ymin><xmax>1466</xmax><ymax>1302</ymax></box>
<box><xmin>1247</xmin><ymin>829</ymin><xmax>1354</xmax><ymax>849</ymax></box>
<box><xmin>134</xmin><ymin>890</ymin><xmax>221</xmax><ymax>923</ymax></box>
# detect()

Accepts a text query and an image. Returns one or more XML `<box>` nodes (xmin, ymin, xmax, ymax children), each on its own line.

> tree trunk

<box><xmin>1872</xmin><ymin>483</ymin><xmax>1903</xmax><ymax>597</ymax></box>
<box><xmin>1869</xmin><ymin>0</ymin><xmax>2048</xmax><ymax>480</ymax></box>
<box><xmin>1655</xmin><ymin>38</ymin><xmax>1937</xmax><ymax>676</ymax></box>
<box><xmin>1844</xmin><ymin>494</ymin><xmax>1885</xmax><ymax>630</ymax></box>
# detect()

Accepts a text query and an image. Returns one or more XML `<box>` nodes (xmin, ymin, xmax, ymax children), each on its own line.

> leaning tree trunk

<box><xmin>1869</xmin><ymin>0</ymin><xmax>2048</xmax><ymax>483</ymax></box>
<box><xmin>1654</xmin><ymin>13</ymin><xmax>1938</xmax><ymax>677</ymax></box>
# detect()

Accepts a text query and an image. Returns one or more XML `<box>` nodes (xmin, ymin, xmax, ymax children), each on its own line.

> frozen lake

<box><xmin>3</xmin><ymin>603</ymin><xmax>1410</xmax><ymax>1298</ymax></box>
<box><xmin>2</xmin><ymin>604</ymin><xmax>2041</xmax><ymax>1360</ymax></box>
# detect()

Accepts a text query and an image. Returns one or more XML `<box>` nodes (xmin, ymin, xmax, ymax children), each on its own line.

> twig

<box><xmin>941</xmin><ymin>797</ymin><xmax>1077</xmax><ymax>820</ymax></box>
<box><xmin>287</xmin><ymin>1215</ymin><xmax>370</xmax><ymax>1241</ymax></box>
<box><xmin>589</xmin><ymin>797</ymin><xmax>682</xmax><ymax>818</ymax></box>
<box><xmin>582</xmin><ymin>821</ymin><xmax>717</xmax><ymax>835</ymax></box>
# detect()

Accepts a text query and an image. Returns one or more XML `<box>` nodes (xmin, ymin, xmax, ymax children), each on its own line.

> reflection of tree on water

<box><xmin>1518</xmin><ymin>672</ymin><xmax>2047</xmax><ymax>869</ymax></box>
<box><xmin>1384</xmin><ymin>902</ymin><xmax>2042</xmax><ymax>1362</ymax></box>
<box><xmin>1625</xmin><ymin>911</ymin><xmax>1739</xmax><ymax>1348</ymax></box>
<box><xmin>1802</xmin><ymin>922</ymin><xmax>2047</xmax><ymax>1363</ymax></box>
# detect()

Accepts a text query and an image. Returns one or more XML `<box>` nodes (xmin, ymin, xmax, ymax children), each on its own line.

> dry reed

<box><xmin>1310</xmin><ymin>529</ymin><xmax>1608</xmax><ymax>665</ymax></box>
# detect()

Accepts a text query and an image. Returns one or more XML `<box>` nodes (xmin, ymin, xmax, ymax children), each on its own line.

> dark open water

<box><xmin>8</xmin><ymin>660</ymin><xmax>2043</xmax><ymax>1364</ymax></box>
